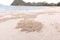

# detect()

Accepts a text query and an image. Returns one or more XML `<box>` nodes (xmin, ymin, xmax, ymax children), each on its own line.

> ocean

<box><xmin>0</xmin><ymin>6</ymin><xmax>48</xmax><ymax>10</ymax></box>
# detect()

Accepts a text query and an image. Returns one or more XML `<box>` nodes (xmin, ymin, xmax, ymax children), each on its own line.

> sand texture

<box><xmin>0</xmin><ymin>7</ymin><xmax>60</xmax><ymax>40</ymax></box>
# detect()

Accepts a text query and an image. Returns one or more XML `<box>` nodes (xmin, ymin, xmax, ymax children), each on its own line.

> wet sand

<box><xmin>0</xmin><ymin>7</ymin><xmax>60</xmax><ymax>40</ymax></box>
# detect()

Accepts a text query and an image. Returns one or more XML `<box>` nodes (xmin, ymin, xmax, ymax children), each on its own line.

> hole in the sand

<box><xmin>16</xmin><ymin>19</ymin><xmax>43</xmax><ymax>32</ymax></box>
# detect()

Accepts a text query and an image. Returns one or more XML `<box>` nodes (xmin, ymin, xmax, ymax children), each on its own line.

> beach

<box><xmin>0</xmin><ymin>7</ymin><xmax>60</xmax><ymax>40</ymax></box>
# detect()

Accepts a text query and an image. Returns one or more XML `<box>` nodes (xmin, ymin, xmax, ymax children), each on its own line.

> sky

<box><xmin>0</xmin><ymin>0</ymin><xmax>14</xmax><ymax>5</ymax></box>
<box><xmin>23</xmin><ymin>0</ymin><xmax>60</xmax><ymax>3</ymax></box>
<box><xmin>0</xmin><ymin>0</ymin><xmax>60</xmax><ymax>6</ymax></box>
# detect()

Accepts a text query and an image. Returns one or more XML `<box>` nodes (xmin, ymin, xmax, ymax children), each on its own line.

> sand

<box><xmin>0</xmin><ymin>7</ymin><xmax>60</xmax><ymax>40</ymax></box>
<box><xmin>16</xmin><ymin>19</ymin><xmax>43</xmax><ymax>32</ymax></box>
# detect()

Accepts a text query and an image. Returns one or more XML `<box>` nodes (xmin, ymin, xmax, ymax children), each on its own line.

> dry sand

<box><xmin>0</xmin><ymin>7</ymin><xmax>60</xmax><ymax>40</ymax></box>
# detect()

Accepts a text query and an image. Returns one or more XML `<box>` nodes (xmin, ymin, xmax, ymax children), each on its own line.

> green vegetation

<box><xmin>11</xmin><ymin>0</ymin><xmax>60</xmax><ymax>6</ymax></box>
<box><xmin>57</xmin><ymin>2</ymin><xmax>60</xmax><ymax>6</ymax></box>
<box><xmin>11</xmin><ymin>0</ymin><xmax>25</xmax><ymax>5</ymax></box>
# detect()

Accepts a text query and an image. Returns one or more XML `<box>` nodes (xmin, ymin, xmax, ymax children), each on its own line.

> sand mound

<box><xmin>16</xmin><ymin>19</ymin><xmax>43</xmax><ymax>32</ymax></box>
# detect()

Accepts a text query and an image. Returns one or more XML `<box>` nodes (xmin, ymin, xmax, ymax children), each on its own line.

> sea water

<box><xmin>0</xmin><ymin>5</ymin><xmax>48</xmax><ymax>10</ymax></box>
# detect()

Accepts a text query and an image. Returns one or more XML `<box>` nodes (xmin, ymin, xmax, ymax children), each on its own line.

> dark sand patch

<box><xmin>16</xmin><ymin>19</ymin><xmax>43</xmax><ymax>32</ymax></box>
<box><xmin>55</xmin><ymin>23</ymin><xmax>60</xmax><ymax>32</ymax></box>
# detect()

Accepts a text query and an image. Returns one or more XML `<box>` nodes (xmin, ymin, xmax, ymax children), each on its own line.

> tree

<box><xmin>11</xmin><ymin>0</ymin><xmax>25</xmax><ymax>5</ymax></box>
<box><xmin>25</xmin><ymin>2</ymin><xmax>32</xmax><ymax>6</ymax></box>
<box><xmin>11</xmin><ymin>0</ymin><xmax>57</xmax><ymax>6</ymax></box>
<box><xmin>57</xmin><ymin>2</ymin><xmax>60</xmax><ymax>6</ymax></box>
<box><xmin>47</xmin><ymin>3</ymin><xmax>56</xmax><ymax>6</ymax></box>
